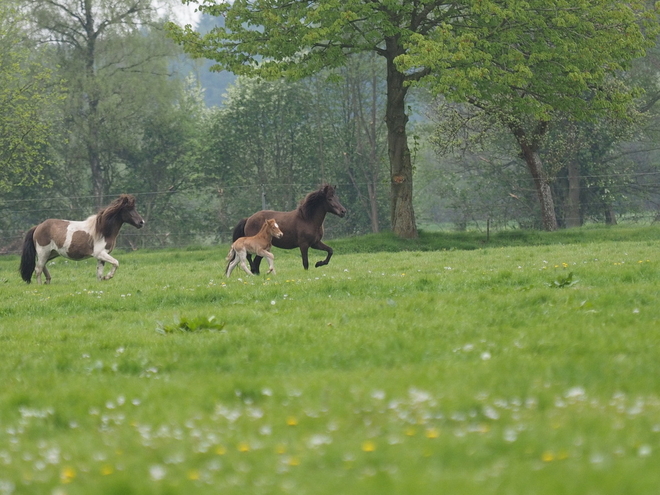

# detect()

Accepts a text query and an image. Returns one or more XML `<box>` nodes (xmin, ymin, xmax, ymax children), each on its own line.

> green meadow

<box><xmin>0</xmin><ymin>226</ymin><xmax>659</xmax><ymax>494</ymax></box>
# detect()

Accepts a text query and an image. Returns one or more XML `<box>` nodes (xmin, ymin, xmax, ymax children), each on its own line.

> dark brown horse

<box><xmin>232</xmin><ymin>184</ymin><xmax>347</xmax><ymax>274</ymax></box>
<box><xmin>20</xmin><ymin>194</ymin><xmax>145</xmax><ymax>284</ymax></box>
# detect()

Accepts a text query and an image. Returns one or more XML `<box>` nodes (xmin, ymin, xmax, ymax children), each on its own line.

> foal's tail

<box><xmin>19</xmin><ymin>227</ymin><xmax>37</xmax><ymax>284</ymax></box>
<box><xmin>232</xmin><ymin>218</ymin><xmax>247</xmax><ymax>242</ymax></box>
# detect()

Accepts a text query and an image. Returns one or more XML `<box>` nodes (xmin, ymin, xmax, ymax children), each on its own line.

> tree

<box><xmin>113</xmin><ymin>76</ymin><xmax>208</xmax><ymax>247</ymax></box>
<box><xmin>399</xmin><ymin>0</ymin><xmax>658</xmax><ymax>230</ymax></box>
<box><xmin>321</xmin><ymin>53</ymin><xmax>389</xmax><ymax>233</ymax></box>
<box><xmin>0</xmin><ymin>4</ymin><xmax>62</xmax><ymax>193</ymax></box>
<box><xmin>28</xmin><ymin>0</ymin><xmax>182</xmax><ymax>208</ymax></box>
<box><xmin>201</xmin><ymin>77</ymin><xmax>322</xmax><ymax>235</ymax></box>
<box><xmin>167</xmin><ymin>0</ymin><xmax>482</xmax><ymax>238</ymax></box>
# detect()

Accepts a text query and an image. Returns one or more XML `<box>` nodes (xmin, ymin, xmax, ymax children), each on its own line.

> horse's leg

<box><xmin>226</xmin><ymin>256</ymin><xmax>239</xmax><ymax>277</ymax></box>
<box><xmin>239</xmin><ymin>252</ymin><xmax>253</xmax><ymax>276</ymax></box>
<box><xmin>263</xmin><ymin>251</ymin><xmax>276</xmax><ymax>275</ymax></box>
<box><xmin>34</xmin><ymin>257</ymin><xmax>47</xmax><ymax>285</ymax></box>
<box><xmin>311</xmin><ymin>241</ymin><xmax>333</xmax><ymax>268</ymax></box>
<box><xmin>34</xmin><ymin>246</ymin><xmax>51</xmax><ymax>284</ymax></box>
<box><xmin>251</xmin><ymin>255</ymin><xmax>263</xmax><ymax>275</ymax></box>
<box><xmin>96</xmin><ymin>251</ymin><xmax>119</xmax><ymax>280</ymax></box>
<box><xmin>256</xmin><ymin>249</ymin><xmax>276</xmax><ymax>275</ymax></box>
<box><xmin>42</xmin><ymin>265</ymin><xmax>52</xmax><ymax>284</ymax></box>
<box><xmin>299</xmin><ymin>244</ymin><xmax>310</xmax><ymax>270</ymax></box>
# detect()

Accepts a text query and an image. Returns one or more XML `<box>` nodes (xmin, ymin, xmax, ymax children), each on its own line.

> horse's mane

<box><xmin>298</xmin><ymin>184</ymin><xmax>334</xmax><ymax>220</ymax></box>
<box><xmin>95</xmin><ymin>194</ymin><xmax>135</xmax><ymax>237</ymax></box>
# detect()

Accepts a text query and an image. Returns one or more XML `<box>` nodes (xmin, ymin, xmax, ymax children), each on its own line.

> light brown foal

<box><xmin>225</xmin><ymin>218</ymin><xmax>283</xmax><ymax>277</ymax></box>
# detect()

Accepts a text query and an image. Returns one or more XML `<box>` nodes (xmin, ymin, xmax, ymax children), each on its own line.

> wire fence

<box><xmin>1</xmin><ymin>174</ymin><xmax>659</xmax><ymax>254</ymax></box>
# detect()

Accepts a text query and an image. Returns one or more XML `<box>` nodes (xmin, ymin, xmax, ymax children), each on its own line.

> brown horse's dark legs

<box><xmin>311</xmin><ymin>241</ymin><xmax>333</xmax><ymax>267</ymax></box>
<box><xmin>250</xmin><ymin>255</ymin><xmax>263</xmax><ymax>275</ymax></box>
<box><xmin>246</xmin><ymin>253</ymin><xmax>259</xmax><ymax>274</ymax></box>
<box><xmin>300</xmin><ymin>245</ymin><xmax>310</xmax><ymax>270</ymax></box>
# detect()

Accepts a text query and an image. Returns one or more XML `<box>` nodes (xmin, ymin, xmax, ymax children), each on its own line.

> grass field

<box><xmin>0</xmin><ymin>226</ymin><xmax>659</xmax><ymax>494</ymax></box>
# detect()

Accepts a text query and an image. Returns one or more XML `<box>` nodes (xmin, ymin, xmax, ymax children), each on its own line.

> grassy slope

<box><xmin>0</xmin><ymin>225</ymin><xmax>659</xmax><ymax>494</ymax></box>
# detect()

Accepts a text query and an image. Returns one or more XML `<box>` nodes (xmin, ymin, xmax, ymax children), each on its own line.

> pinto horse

<box><xmin>232</xmin><ymin>184</ymin><xmax>347</xmax><ymax>274</ymax></box>
<box><xmin>225</xmin><ymin>218</ymin><xmax>283</xmax><ymax>277</ymax></box>
<box><xmin>19</xmin><ymin>194</ymin><xmax>145</xmax><ymax>284</ymax></box>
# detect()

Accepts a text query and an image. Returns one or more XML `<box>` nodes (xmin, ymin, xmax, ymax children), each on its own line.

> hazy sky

<box><xmin>163</xmin><ymin>1</ymin><xmax>202</xmax><ymax>27</ymax></box>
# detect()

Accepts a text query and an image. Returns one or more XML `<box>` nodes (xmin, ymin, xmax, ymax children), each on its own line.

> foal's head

<box><xmin>265</xmin><ymin>218</ymin><xmax>283</xmax><ymax>239</ymax></box>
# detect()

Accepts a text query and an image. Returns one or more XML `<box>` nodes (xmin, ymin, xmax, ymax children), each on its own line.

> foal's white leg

<box><xmin>226</xmin><ymin>254</ymin><xmax>240</xmax><ymax>277</ymax></box>
<box><xmin>96</xmin><ymin>251</ymin><xmax>119</xmax><ymax>280</ymax></box>
<box><xmin>263</xmin><ymin>251</ymin><xmax>276</xmax><ymax>275</ymax></box>
<box><xmin>239</xmin><ymin>252</ymin><xmax>253</xmax><ymax>276</ymax></box>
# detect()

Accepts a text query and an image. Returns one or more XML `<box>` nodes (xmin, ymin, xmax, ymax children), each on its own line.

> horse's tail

<box><xmin>232</xmin><ymin>218</ymin><xmax>247</xmax><ymax>242</ymax></box>
<box><xmin>19</xmin><ymin>227</ymin><xmax>37</xmax><ymax>284</ymax></box>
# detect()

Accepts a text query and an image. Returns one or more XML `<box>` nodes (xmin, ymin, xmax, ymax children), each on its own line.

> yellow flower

<box><xmin>361</xmin><ymin>441</ymin><xmax>376</xmax><ymax>452</ymax></box>
<box><xmin>237</xmin><ymin>442</ymin><xmax>250</xmax><ymax>453</ymax></box>
<box><xmin>425</xmin><ymin>428</ymin><xmax>440</xmax><ymax>439</ymax></box>
<box><xmin>187</xmin><ymin>470</ymin><xmax>200</xmax><ymax>480</ymax></box>
<box><xmin>541</xmin><ymin>451</ymin><xmax>555</xmax><ymax>462</ymax></box>
<box><xmin>215</xmin><ymin>445</ymin><xmax>227</xmax><ymax>455</ymax></box>
<box><xmin>61</xmin><ymin>466</ymin><xmax>76</xmax><ymax>483</ymax></box>
<box><xmin>286</xmin><ymin>416</ymin><xmax>298</xmax><ymax>426</ymax></box>
<box><xmin>405</xmin><ymin>427</ymin><xmax>416</xmax><ymax>436</ymax></box>
<box><xmin>101</xmin><ymin>464</ymin><xmax>114</xmax><ymax>476</ymax></box>
<box><xmin>276</xmin><ymin>444</ymin><xmax>287</xmax><ymax>455</ymax></box>
<box><xmin>288</xmin><ymin>456</ymin><xmax>301</xmax><ymax>466</ymax></box>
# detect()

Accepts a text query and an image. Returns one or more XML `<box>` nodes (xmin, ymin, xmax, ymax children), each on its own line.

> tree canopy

<box><xmin>0</xmin><ymin>5</ymin><xmax>62</xmax><ymax>193</ymax></box>
<box><xmin>168</xmin><ymin>0</ymin><xmax>659</xmax><ymax>234</ymax></box>
<box><xmin>167</xmin><ymin>0</ymin><xmax>478</xmax><ymax>238</ymax></box>
<box><xmin>399</xmin><ymin>0</ymin><xmax>659</xmax><ymax>230</ymax></box>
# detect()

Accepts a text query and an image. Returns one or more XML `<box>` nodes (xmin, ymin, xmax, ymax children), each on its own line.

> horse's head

<box><xmin>266</xmin><ymin>218</ymin><xmax>283</xmax><ymax>239</ymax></box>
<box><xmin>323</xmin><ymin>184</ymin><xmax>347</xmax><ymax>218</ymax></box>
<box><xmin>118</xmin><ymin>195</ymin><xmax>145</xmax><ymax>229</ymax></box>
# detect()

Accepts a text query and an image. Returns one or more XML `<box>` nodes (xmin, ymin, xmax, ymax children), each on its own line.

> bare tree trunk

<box><xmin>367</xmin><ymin>181</ymin><xmax>379</xmax><ymax>233</ymax></box>
<box><xmin>605</xmin><ymin>206</ymin><xmax>617</xmax><ymax>225</ymax></box>
<box><xmin>385</xmin><ymin>38</ymin><xmax>417</xmax><ymax>239</ymax></box>
<box><xmin>84</xmin><ymin>1</ymin><xmax>104</xmax><ymax>209</ymax></box>
<box><xmin>511</xmin><ymin>124</ymin><xmax>558</xmax><ymax>231</ymax></box>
